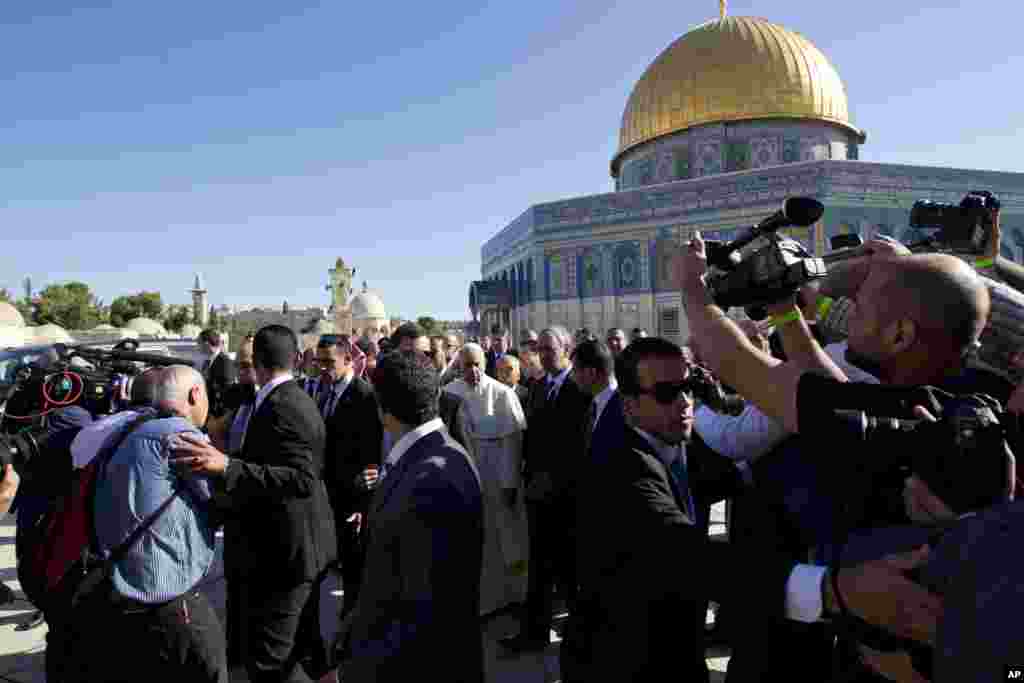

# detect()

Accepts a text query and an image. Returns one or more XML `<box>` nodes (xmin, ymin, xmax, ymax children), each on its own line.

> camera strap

<box><xmin>87</xmin><ymin>410</ymin><xmax>180</xmax><ymax>562</ymax></box>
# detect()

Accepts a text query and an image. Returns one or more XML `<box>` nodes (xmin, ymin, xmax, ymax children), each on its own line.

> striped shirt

<box><xmin>93</xmin><ymin>416</ymin><xmax>217</xmax><ymax>604</ymax></box>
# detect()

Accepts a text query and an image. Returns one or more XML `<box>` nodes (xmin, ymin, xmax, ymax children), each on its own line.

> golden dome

<box><xmin>613</xmin><ymin>16</ymin><xmax>863</xmax><ymax>174</ymax></box>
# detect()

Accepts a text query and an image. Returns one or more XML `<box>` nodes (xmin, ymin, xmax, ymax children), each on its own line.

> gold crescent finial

<box><xmin>719</xmin><ymin>0</ymin><xmax>727</xmax><ymax>19</ymax></box>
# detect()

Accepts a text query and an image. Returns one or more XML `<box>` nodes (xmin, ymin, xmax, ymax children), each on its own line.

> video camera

<box><xmin>704</xmin><ymin>197</ymin><xmax>827</xmax><ymax>319</ymax></box>
<box><xmin>0</xmin><ymin>343</ymin><xmax>192</xmax><ymax>482</ymax></box>
<box><xmin>1</xmin><ymin>342</ymin><xmax>191</xmax><ymax>427</ymax></box>
<box><xmin>804</xmin><ymin>379</ymin><xmax>1015</xmax><ymax>516</ymax></box>
<box><xmin>908</xmin><ymin>190</ymin><xmax>1000</xmax><ymax>255</ymax></box>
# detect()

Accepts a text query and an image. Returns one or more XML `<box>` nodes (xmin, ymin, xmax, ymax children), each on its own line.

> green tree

<box><xmin>33</xmin><ymin>282</ymin><xmax>101</xmax><ymax>329</ymax></box>
<box><xmin>416</xmin><ymin>316</ymin><xmax>440</xmax><ymax>336</ymax></box>
<box><xmin>108</xmin><ymin>291</ymin><xmax>164</xmax><ymax>328</ymax></box>
<box><xmin>0</xmin><ymin>289</ymin><xmax>11</xmax><ymax>304</ymax></box>
<box><xmin>164</xmin><ymin>306</ymin><xmax>192</xmax><ymax>333</ymax></box>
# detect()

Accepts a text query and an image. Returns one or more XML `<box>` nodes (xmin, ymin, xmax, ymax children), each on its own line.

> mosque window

<box><xmin>672</xmin><ymin>147</ymin><xmax>690</xmax><ymax>180</ymax></box>
<box><xmin>725</xmin><ymin>141</ymin><xmax>750</xmax><ymax>172</ymax></box>
<box><xmin>782</xmin><ymin>137</ymin><xmax>800</xmax><ymax>164</ymax></box>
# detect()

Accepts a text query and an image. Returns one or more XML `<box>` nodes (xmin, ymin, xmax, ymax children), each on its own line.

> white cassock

<box><xmin>444</xmin><ymin>375</ymin><xmax>529</xmax><ymax>616</ymax></box>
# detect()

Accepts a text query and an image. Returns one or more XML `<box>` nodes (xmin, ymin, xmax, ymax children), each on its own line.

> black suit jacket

<box><xmin>221</xmin><ymin>379</ymin><xmax>337</xmax><ymax>585</ymax></box>
<box><xmin>205</xmin><ymin>352</ymin><xmax>237</xmax><ymax>418</ymax></box>
<box><xmin>572</xmin><ymin>427</ymin><xmax>795</xmax><ymax>682</ymax></box>
<box><xmin>588</xmin><ymin>391</ymin><xmax>626</xmax><ymax>465</ymax></box>
<box><xmin>323</xmin><ymin>377</ymin><xmax>382</xmax><ymax>519</ymax></box>
<box><xmin>522</xmin><ymin>372</ymin><xmax>591</xmax><ymax>501</ymax></box>
<box><xmin>343</xmin><ymin>428</ymin><xmax>484</xmax><ymax>682</ymax></box>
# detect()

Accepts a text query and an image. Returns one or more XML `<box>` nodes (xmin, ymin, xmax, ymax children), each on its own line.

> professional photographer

<box><xmin>678</xmin><ymin>228</ymin><xmax>991</xmax><ymax>678</ymax></box>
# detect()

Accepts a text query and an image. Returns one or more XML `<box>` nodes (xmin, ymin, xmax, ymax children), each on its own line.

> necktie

<box><xmin>583</xmin><ymin>401</ymin><xmax>598</xmax><ymax>456</ymax></box>
<box><xmin>546</xmin><ymin>378</ymin><xmax>558</xmax><ymax>403</ymax></box>
<box><xmin>669</xmin><ymin>450</ymin><xmax>697</xmax><ymax>524</ymax></box>
<box><xmin>230</xmin><ymin>403</ymin><xmax>253</xmax><ymax>454</ymax></box>
<box><xmin>318</xmin><ymin>384</ymin><xmax>333</xmax><ymax>419</ymax></box>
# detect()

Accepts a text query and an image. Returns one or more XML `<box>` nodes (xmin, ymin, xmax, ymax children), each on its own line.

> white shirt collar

<box><xmin>546</xmin><ymin>364</ymin><xmax>573</xmax><ymax>394</ymax></box>
<box><xmin>383</xmin><ymin>418</ymin><xmax>445</xmax><ymax>470</ymax></box>
<box><xmin>633</xmin><ymin>426</ymin><xmax>685</xmax><ymax>467</ymax></box>
<box><xmin>592</xmin><ymin>377</ymin><xmax>619</xmax><ymax>429</ymax></box>
<box><xmin>254</xmin><ymin>374</ymin><xmax>293</xmax><ymax>414</ymax></box>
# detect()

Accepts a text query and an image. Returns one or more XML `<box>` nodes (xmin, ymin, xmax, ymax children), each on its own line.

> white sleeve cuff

<box><xmin>785</xmin><ymin>564</ymin><xmax>827</xmax><ymax>623</ymax></box>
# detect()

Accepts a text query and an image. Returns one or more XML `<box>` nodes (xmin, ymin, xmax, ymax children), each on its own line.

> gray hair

<box><xmin>540</xmin><ymin>326</ymin><xmax>573</xmax><ymax>349</ymax></box>
<box><xmin>153</xmin><ymin>365</ymin><xmax>206</xmax><ymax>406</ymax></box>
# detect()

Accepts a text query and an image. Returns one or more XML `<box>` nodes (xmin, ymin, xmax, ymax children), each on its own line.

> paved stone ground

<box><xmin>0</xmin><ymin>505</ymin><xmax>730</xmax><ymax>682</ymax></box>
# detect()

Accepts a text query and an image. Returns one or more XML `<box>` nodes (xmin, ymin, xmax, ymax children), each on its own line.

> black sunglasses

<box><xmin>636</xmin><ymin>379</ymin><xmax>695</xmax><ymax>405</ymax></box>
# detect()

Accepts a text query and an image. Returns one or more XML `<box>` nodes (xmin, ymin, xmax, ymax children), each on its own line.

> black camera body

<box><xmin>688</xmin><ymin>365</ymin><xmax>745</xmax><ymax>416</ymax></box>
<box><xmin>1</xmin><ymin>344</ymin><xmax>191</xmax><ymax>433</ymax></box>
<box><xmin>909</xmin><ymin>190</ymin><xmax>1000</xmax><ymax>255</ymax></box>
<box><xmin>704</xmin><ymin>197</ymin><xmax>827</xmax><ymax>314</ymax></box>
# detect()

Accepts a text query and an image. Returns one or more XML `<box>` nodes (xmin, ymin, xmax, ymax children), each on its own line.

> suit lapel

<box><xmin>241</xmin><ymin>380</ymin><xmax>293</xmax><ymax>460</ymax></box>
<box><xmin>627</xmin><ymin>428</ymin><xmax>691</xmax><ymax>519</ymax></box>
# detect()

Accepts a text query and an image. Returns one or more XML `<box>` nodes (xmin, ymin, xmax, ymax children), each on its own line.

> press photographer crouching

<box><xmin>678</xmin><ymin>218</ymin><xmax>1006</xmax><ymax>679</ymax></box>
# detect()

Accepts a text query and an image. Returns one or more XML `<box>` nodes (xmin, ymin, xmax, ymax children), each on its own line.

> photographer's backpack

<box><xmin>17</xmin><ymin>412</ymin><xmax>158</xmax><ymax>612</ymax></box>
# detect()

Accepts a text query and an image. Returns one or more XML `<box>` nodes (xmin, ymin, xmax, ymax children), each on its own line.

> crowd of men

<box><xmin>8</xmin><ymin>210</ymin><xmax>1024</xmax><ymax>683</ymax></box>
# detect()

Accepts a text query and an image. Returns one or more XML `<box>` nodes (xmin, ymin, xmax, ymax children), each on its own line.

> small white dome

<box><xmin>180</xmin><ymin>324</ymin><xmax>202</xmax><ymax>339</ymax></box>
<box><xmin>0</xmin><ymin>327</ymin><xmax>28</xmax><ymax>347</ymax></box>
<box><xmin>312</xmin><ymin>319</ymin><xmax>336</xmax><ymax>335</ymax></box>
<box><xmin>350</xmin><ymin>291</ymin><xmax>387</xmax><ymax>320</ymax></box>
<box><xmin>125</xmin><ymin>317</ymin><xmax>168</xmax><ymax>337</ymax></box>
<box><xmin>31</xmin><ymin>324</ymin><xmax>74</xmax><ymax>344</ymax></box>
<box><xmin>0</xmin><ymin>303</ymin><xmax>25</xmax><ymax>328</ymax></box>
<box><xmin>92</xmin><ymin>323</ymin><xmax>118</xmax><ymax>331</ymax></box>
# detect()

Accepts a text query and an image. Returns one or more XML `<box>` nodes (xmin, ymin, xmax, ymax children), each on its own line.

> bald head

<box><xmin>879</xmin><ymin>254</ymin><xmax>989</xmax><ymax>354</ymax></box>
<box><xmin>847</xmin><ymin>254</ymin><xmax>990</xmax><ymax>385</ymax></box>
<box><xmin>154</xmin><ymin>365</ymin><xmax>209</xmax><ymax>427</ymax></box>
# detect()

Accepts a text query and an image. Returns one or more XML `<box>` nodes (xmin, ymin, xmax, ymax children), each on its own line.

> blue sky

<box><xmin>1</xmin><ymin>0</ymin><xmax>1021</xmax><ymax>321</ymax></box>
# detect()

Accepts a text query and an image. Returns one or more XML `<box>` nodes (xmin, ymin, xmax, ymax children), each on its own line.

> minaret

<box><xmin>191</xmin><ymin>274</ymin><xmax>209</xmax><ymax>327</ymax></box>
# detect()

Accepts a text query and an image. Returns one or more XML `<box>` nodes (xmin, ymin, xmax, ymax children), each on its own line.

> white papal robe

<box><xmin>444</xmin><ymin>375</ymin><xmax>529</xmax><ymax>616</ymax></box>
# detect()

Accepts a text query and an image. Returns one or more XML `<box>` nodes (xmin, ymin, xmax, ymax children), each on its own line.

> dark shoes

<box><xmin>499</xmin><ymin>633</ymin><xmax>550</xmax><ymax>656</ymax></box>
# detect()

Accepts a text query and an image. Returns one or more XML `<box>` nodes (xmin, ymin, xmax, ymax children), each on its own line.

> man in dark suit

<box><xmin>199</xmin><ymin>328</ymin><xmax>237</xmax><ymax>419</ymax></box>
<box><xmin>502</xmin><ymin>326</ymin><xmax>591</xmax><ymax>655</ymax></box>
<box><xmin>174</xmin><ymin>325</ymin><xmax>336</xmax><ymax>682</ymax></box>
<box><xmin>326</xmin><ymin>352</ymin><xmax>484</xmax><ymax>683</ymax></box>
<box><xmin>570</xmin><ymin>338</ymin><xmax>943</xmax><ymax>682</ymax></box>
<box><xmin>318</xmin><ymin>337</ymin><xmax>382</xmax><ymax>617</ymax></box>
<box><xmin>485</xmin><ymin>332</ymin><xmax>507</xmax><ymax>378</ymax></box>
<box><xmin>570</xmin><ymin>339</ymin><xmax>624</xmax><ymax>464</ymax></box>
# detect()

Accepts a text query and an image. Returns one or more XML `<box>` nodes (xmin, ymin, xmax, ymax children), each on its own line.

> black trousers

<box><xmin>70</xmin><ymin>589</ymin><xmax>227</xmax><ymax>683</ymax></box>
<box><xmin>236</xmin><ymin>579</ymin><xmax>328</xmax><ymax>683</ymax></box>
<box><xmin>226</xmin><ymin>571</ymin><xmax>246</xmax><ymax>669</ymax></box>
<box><xmin>523</xmin><ymin>498</ymin><xmax>578</xmax><ymax>639</ymax></box>
<box><xmin>338</xmin><ymin>517</ymin><xmax>365</xmax><ymax>618</ymax></box>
